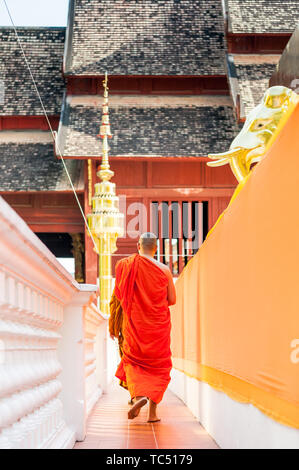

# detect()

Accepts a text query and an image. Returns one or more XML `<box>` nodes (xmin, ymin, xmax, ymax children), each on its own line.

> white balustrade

<box><xmin>0</xmin><ymin>196</ymin><xmax>107</xmax><ymax>448</ymax></box>
<box><xmin>84</xmin><ymin>301</ymin><xmax>108</xmax><ymax>417</ymax></box>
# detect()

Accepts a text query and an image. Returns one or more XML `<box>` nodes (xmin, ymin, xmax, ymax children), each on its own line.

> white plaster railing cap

<box><xmin>84</xmin><ymin>299</ymin><xmax>109</xmax><ymax>323</ymax></box>
<box><xmin>0</xmin><ymin>196</ymin><xmax>97</xmax><ymax>301</ymax></box>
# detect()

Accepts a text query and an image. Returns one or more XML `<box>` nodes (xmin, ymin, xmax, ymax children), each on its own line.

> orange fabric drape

<box><xmin>171</xmin><ymin>103</ymin><xmax>299</xmax><ymax>429</ymax></box>
<box><xmin>115</xmin><ymin>254</ymin><xmax>172</xmax><ymax>404</ymax></box>
<box><xmin>109</xmin><ymin>290</ymin><xmax>129</xmax><ymax>390</ymax></box>
<box><xmin>109</xmin><ymin>289</ymin><xmax>124</xmax><ymax>355</ymax></box>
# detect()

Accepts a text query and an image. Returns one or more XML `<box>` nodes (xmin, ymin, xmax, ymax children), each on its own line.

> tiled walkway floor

<box><xmin>74</xmin><ymin>381</ymin><xmax>219</xmax><ymax>449</ymax></box>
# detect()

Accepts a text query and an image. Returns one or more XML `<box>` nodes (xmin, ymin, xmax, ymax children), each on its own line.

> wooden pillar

<box><xmin>178</xmin><ymin>201</ymin><xmax>183</xmax><ymax>274</ymax></box>
<box><xmin>187</xmin><ymin>201</ymin><xmax>193</xmax><ymax>261</ymax></box>
<box><xmin>209</xmin><ymin>196</ymin><xmax>232</xmax><ymax>232</ymax></box>
<box><xmin>84</xmin><ymin>160</ymin><xmax>98</xmax><ymax>284</ymax></box>
<box><xmin>158</xmin><ymin>201</ymin><xmax>164</xmax><ymax>263</ymax></box>
<box><xmin>168</xmin><ymin>200</ymin><xmax>173</xmax><ymax>273</ymax></box>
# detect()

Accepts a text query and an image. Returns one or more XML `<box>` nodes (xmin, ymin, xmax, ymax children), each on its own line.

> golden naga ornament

<box><xmin>207</xmin><ymin>86</ymin><xmax>299</xmax><ymax>183</ymax></box>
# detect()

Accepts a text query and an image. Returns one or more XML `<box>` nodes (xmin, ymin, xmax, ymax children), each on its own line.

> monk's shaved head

<box><xmin>138</xmin><ymin>232</ymin><xmax>157</xmax><ymax>254</ymax></box>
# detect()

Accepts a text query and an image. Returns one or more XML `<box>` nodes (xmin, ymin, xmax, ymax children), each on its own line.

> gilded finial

<box><xmin>103</xmin><ymin>70</ymin><xmax>108</xmax><ymax>90</ymax></box>
<box><xmin>98</xmin><ymin>71</ymin><xmax>114</xmax><ymax>182</ymax></box>
<box><xmin>87</xmin><ymin>71</ymin><xmax>124</xmax><ymax>315</ymax></box>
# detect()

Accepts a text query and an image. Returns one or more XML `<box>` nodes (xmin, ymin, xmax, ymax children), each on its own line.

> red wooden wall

<box><xmin>67</xmin><ymin>76</ymin><xmax>229</xmax><ymax>96</ymax></box>
<box><xmin>226</xmin><ymin>33</ymin><xmax>290</xmax><ymax>54</ymax></box>
<box><xmin>1</xmin><ymin>192</ymin><xmax>84</xmax><ymax>233</ymax></box>
<box><xmin>0</xmin><ymin>116</ymin><xmax>60</xmax><ymax>131</ymax></box>
<box><xmin>0</xmin><ymin>159</ymin><xmax>236</xmax><ymax>283</ymax></box>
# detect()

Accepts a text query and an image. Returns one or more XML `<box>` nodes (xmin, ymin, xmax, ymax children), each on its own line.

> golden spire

<box><xmin>87</xmin><ymin>73</ymin><xmax>124</xmax><ymax>315</ymax></box>
<box><xmin>98</xmin><ymin>71</ymin><xmax>114</xmax><ymax>182</ymax></box>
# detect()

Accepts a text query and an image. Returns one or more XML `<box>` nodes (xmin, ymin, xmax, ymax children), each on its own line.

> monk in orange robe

<box><xmin>112</xmin><ymin>232</ymin><xmax>176</xmax><ymax>422</ymax></box>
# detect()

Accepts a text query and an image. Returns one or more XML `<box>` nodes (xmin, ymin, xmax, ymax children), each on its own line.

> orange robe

<box><xmin>115</xmin><ymin>253</ymin><xmax>172</xmax><ymax>404</ymax></box>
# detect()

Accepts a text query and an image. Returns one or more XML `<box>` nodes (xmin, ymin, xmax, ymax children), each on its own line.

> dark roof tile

<box><xmin>0</xmin><ymin>142</ymin><xmax>83</xmax><ymax>191</ymax></box>
<box><xmin>0</xmin><ymin>27</ymin><xmax>65</xmax><ymax>116</ymax></box>
<box><xmin>58</xmin><ymin>101</ymin><xmax>239</xmax><ymax>157</ymax></box>
<box><xmin>226</xmin><ymin>0</ymin><xmax>299</xmax><ymax>33</ymax></box>
<box><xmin>227</xmin><ymin>55</ymin><xmax>279</xmax><ymax>118</ymax></box>
<box><xmin>64</xmin><ymin>0</ymin><xmax>226</xmax><ymax>76</ymax></box>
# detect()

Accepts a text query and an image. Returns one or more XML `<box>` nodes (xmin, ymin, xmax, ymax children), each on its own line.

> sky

<box><xmin>0</xmin><ymin>0</ymin><xmax>69</xmax><ymax>27</ymax></box>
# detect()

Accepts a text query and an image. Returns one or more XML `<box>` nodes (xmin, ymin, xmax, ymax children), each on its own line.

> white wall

<box><xmin>169</xmin><ymin>368</ymin><xmax>299</xmax><ymax>449</ymax></box>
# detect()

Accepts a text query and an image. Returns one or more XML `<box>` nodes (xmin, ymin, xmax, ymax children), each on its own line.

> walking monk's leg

<box><xmin>147</xmin><ymin>399</ymin><xmax>161</xmax><ymax>423</ymax></box>
<box><xmin>128</xmin><ymin>396</ymin><xmax>148</xmax><ymax>420</ymax></box>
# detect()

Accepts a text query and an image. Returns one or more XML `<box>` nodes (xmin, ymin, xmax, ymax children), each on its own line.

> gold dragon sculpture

<box><xmin>208</xmin><ymin>86</ymin><xmax>298</xmax><ymax>183</ymax></box>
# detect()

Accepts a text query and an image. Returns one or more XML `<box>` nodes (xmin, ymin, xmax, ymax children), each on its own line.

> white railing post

<box><xmin>85</xmin><ymin>301</ymin><xmax>109</xmax><ymax>398</ymax></box>
<box><xmin>57</xmin><ymin>289</ymin><xmax>100</xmax><ymax>442</ymax></box>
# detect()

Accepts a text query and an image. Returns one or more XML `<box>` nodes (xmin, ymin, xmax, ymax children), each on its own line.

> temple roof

<box><xmin>227</xmin><ymin>55</ymin><xmax>280</xmax><ymax>119</ymax></box>
<box><xmin>0</xmin><ymin>27</ymin><xmax>65</xmax><ymax>116</ymax></box>
<box><xmin>270</xmin><ymin>24</ymin><xmax>299</xmax><ymax>89</ymax></box>
<box><xmin>226</xmin><ymin>0</ymin><xmax>299</xmax><ymax>34</ymax></box>
<box><xmin>64</xmin><ymin>0</ymin><xmax>226</xmax><ymax>76</ymax></box>
<box><xmin>0</xmin><ymin>139</ymin><xmax>83</xmax><ymax>191</ymax></box>
<box><xmin>57</xmin><ymin>96</ymin><xmax>239</xmax><ymax>157</ymax></box>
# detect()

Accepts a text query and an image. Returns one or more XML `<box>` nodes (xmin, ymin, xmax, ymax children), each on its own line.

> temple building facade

<box><xmin>0</xmin><ymin>0</ymin><xmax>298</xmax><ymax>284</ymax></box>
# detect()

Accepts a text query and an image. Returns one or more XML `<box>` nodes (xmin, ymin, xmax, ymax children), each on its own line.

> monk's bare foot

<box><xmin>147</xmin><ymin>399</ymin><xmax>160</xmax><ymax>422</ymax></box>
<box><xmin>128</xmin><ymin>397</ymin><xmax>148</xmax><ymax>420</ymax></box>
<box><xmin>147</xmin><ymin>416</ymin><xmax>161</xmax><ymax>423</ymax></box>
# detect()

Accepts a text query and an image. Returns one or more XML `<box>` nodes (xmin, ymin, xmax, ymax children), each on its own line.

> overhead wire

<box><xmin>3</xmin><ymin>0</ymin><xmax>99</xmax><ymax>254</ymax></box>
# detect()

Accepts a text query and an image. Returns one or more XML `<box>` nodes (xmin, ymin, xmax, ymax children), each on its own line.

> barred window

<box><xmin>150</xmin><ymin>201</ymin><xmax>208</xmax><ymax>275</ymax></box>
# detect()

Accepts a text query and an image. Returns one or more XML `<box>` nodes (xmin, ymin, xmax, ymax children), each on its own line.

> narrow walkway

<box><xmin>74</xmin><ymin>381</ymin><xmax>219</xmax><ymax>449</ymax></box>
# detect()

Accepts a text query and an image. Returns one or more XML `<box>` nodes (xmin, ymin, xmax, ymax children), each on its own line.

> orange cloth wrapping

<box><xmin>115</xmin><ymin>254</ymin><xmax>172</xmax><ymax>404</ymax></box>
<box><xmin>109</xmin><ymin>289</ymin><xmax>124</xmax><ymax>357</ymax></box>
<box><xmin>171</xmin><ymin>103</ymin><xmax>299</xmax><ymax>429</ymax></box>
<box><xmin>109</xmin><ymin>291</ymin><xmax>128</xmax><ymax>390</ymax></box>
